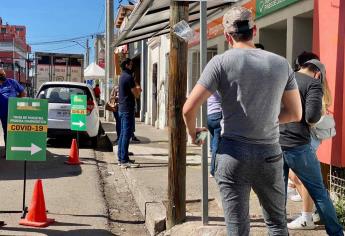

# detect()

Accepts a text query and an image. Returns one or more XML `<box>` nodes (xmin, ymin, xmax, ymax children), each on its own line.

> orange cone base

<box><xmin>64</xmin><ymin>160</ymin><xmax>83</xmax><ymax>165</ymax></box>
<box><xmin>19</xmin><ymin>218</ymin><xmax>55</xmax><ymax>228</ymax></box>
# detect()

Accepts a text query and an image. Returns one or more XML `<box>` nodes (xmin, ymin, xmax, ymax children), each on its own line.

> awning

<box><xmin>113</xmin><ymin>0</ymin><xmax>235</xmax><ymax>47</ymax></box>
<box><xmin>84</xmin><ymin>62</ymin><xmax>105</xmax><ymax>80</ymax></box>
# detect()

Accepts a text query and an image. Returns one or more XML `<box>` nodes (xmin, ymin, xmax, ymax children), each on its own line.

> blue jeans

<box><xmin>0</xmin><ymin>115</ymin><xmax>7</xmax><ymax>145</ymax></box>
<box><xmin>311</xmin><ymin>135</ymin><xmax>321</xmax><ymax>151</ymax></box>
<box><xmin>117</xmin><ymin>111</ymin><xmax>134</xmax><ymax>163</ymax></box>
<box><xmin>114</xmin><ymin>111</ymin><xmax>136</xmax><ymax>139</ymax></box>
<box><xmin>215</xmin><ymin>139</ymin><xmax>287</xmax><ymax>236</ymax></box>
<box><xmin>207</xmin><ymin>112</ymin><xmax>222</xmax><ymax>176</ymax></box>
<box><xmin>283</xmin><ymin>144</ymin><xmax>344</xmax><ymax>236</ymax></box>
<box><xmin>113</xmin><ymin>111</ymin><xmax>121</xmax><ymax>139</ymax></box>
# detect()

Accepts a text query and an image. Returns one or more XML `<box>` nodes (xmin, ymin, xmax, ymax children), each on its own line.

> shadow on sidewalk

<box><xmin>0</xmin><ymin>149</ymin><xmax>83</xmax><ymax>181</ymax></box>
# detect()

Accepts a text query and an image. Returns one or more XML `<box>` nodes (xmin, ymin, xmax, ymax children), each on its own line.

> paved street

<box><xmin>0</xmin><ymin>127</ymin><xmax>148</xmax><ymax>236</ymax></box>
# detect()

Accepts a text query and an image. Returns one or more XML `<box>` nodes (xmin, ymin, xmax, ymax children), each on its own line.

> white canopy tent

<box><xmin>84</xmin><ymin>62</ymin><xmax>105</xmax><ymax>80</ymax></box>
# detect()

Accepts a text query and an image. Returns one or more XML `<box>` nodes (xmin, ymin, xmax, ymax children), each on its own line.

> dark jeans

<box><xmin>114</xmin><ymin>111</ymin><xmax>121</xmax><ymax>140</ymax></box>
<box><xmin>207</xmin><ymin>112</ymin><xmax>222</xmax><ymax>176</ymax></box>
<box><xmin>0</xmin><ymin>115</ymin><xmax>7</xmax><ymax>145</ymax></box>
<box><xmin>283</xmin><ymin>144</ymin><xmax>344</xmax><ymax>236</ymax></box>
<box><xmin>117</xmin><ymin>111</ymin><xmax>134</xmax><ymax>163</ymax></box>
<box><xmin>215</xmin><ymin>139</ymin><xmax>287</xmax><ymax>236</ymax></box>
<box><xmin>114</xmin><ymin>111</ymin><xmax>136</xmax><ymax>140</ymax></box>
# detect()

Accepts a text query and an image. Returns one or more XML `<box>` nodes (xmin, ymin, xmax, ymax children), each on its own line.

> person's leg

<box><xmin>117</xmin><ymin>112</ymin><xmax>124</xmax><ymax>163</ymax></box>
<box><xmin>215</xmin><ymin>152</ymin><xmax>251</xmax><ymax>236</ymax></box>
<box><xmin>114</xmin><ymin>111</ymin><xmax>121</xmax><ymax>140</ymax></box>
<box><xmin>121</xmin><ymin>112</ymin><xmax>133</xmax><ymax>162</ymax></box>
<box><xmin>210</xmin><ymin>125</ymin><xmax>221</xmax><ymax>176</ymax></box>
<box><xmin>207</xmin><ymin>112</ymin><xmax>222</xmax><ymax>176</ymax></box>
<box><xmin>132</xmin><ymin>112</ymin><xmax>135</xmax><ymax>136</ymax></box>
<box><xmin>118</xmin><ymin>112</ymin><xmax>131</xmax><ymax>163</ymax></box>
<box><xmin>252</xmin><ymin>153</ymin><xmax>288</xmax><ymax>236</ymax></box>
<box><xmin>288</xmin><ymin>144</ymin><xmax>343</xmax><ymax>235</ymax></box>
<box><xmin>207</xmin><ymin>115</ymin><xmax>215</xmax><ymax>153</ymax></box>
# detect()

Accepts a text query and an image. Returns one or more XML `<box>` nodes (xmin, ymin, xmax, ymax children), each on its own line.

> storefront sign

<box><xmin>188</xmin><ymin>0</ymin><xmax>257</xmax><ymax>48</ymax></box>
<box><xmin>6</xmin><ymin>98</ymin><xmax>48</xmax><ymax>161</ymax></box>
<box><xmin>70</xmin><ymin>95</ymin><xmax>87</xmax><ymax>131</ymax></box>
<box><xmin>188</xmin><ymin>17</ymin><xmax>224</xmax><ymax>48</ymax></box>
<box><xmin>256</xmin><ymin>0</ymin><xmax>299</xmax><ymax>18</ymax></box>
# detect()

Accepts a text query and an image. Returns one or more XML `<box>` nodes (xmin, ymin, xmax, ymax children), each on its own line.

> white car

<box><xmin>36</xmin><ymin>82</ymin><xmax>100</xmax><ymax>147</ymax></box>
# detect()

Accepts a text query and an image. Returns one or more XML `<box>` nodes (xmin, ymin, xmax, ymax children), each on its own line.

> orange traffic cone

<box><xmin>65</xmin><ymin>139</ymin><xmax>83</xmax><ymax>165</ymax></box>
<box><xmin>19</xmin><ymin>179</ymin><xmax>55</xmax><ymax>227</ymax></box>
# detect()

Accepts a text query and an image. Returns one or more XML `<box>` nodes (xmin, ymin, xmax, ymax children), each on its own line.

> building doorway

<box><xmin>152</xmin><ymin>63</ymin><xmax>158</xmax><ymax>126</ymax></box>
<box><xmin>260</xmin><ymin>20</ymin><xmax>287</xmax><ymax>58</ymax></box>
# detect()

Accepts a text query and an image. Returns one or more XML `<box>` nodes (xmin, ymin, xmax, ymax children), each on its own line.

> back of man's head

<box><xmin>120</xmin><ymin>58</ymin><xmax>132</xmax><ymax>71</ymax></box>
<box><xmin>223</xmin><ymin>6</ymin><xmax>255</xmax><ymax>42</ymax></box>
<box><xmin>294</xmin><ymin>51</ymin><xmax>319</xmax><ymax>72</ymax></box>
<box><xmin>301</xmin><ymin>59</ymin><xmax>326</xmax><ymax>81</ymax></box>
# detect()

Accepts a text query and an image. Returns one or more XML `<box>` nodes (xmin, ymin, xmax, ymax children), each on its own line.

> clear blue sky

<box><xmin>0</xmin><ymin>0</ymin><xmax>128</xmax><ymax>62</ymax></box>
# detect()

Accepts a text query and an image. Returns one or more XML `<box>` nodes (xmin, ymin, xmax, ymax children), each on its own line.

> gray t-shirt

<box><xmin>198</xmin><ymin>48</ymin><xmax>297</xmax><ymax>144</ymax></box>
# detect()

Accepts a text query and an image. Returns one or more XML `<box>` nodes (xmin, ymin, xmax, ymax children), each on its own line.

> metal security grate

<box><xmin>330</xmin><ymin>166</ymin><xmax>345</xmax><ymax>200</ymax></box>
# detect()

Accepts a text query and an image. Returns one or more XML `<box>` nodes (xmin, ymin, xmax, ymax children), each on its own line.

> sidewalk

<box><xmin>102</xmin><ymin>119</ymin><xmax>328</xmax><ymax>236</ymax></box>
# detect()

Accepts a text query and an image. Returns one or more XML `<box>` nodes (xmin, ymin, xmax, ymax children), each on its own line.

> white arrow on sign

<box><xmin>11</xmin><ymin>143</ymin><xmax>42</xmax><ymax>155</ymax></box>
<box><xmin>72</xmin><ymin>121</ymin><xmax>85</xmax><ymax>128</ymax></box>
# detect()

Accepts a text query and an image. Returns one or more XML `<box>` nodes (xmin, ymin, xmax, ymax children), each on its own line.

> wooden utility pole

<box><xmin>105</xmin><ymin>0</ymin><xmax>114</xmax><ymax>120</ymax></box>
<box><xmin>167</xmin><ymin>0</ymin><xmax>189</xmax><ymax>229</ymax></box>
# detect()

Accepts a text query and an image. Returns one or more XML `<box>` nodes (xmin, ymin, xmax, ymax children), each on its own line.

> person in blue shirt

<box><xmin>0</xmin><ymin>69</ymin><xmax>26</xmax><ymax>155</ymax></box>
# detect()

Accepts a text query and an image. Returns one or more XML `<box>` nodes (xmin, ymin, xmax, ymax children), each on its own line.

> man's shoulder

<box><xmin>120</xmin><ymin>72</ymin><xmax>132</xmax><ymax>82</ymax></box>
<box><xmin>5</xmin><ymin>78</ymin><xmax>20</xmax><ymax>86</ymax></box>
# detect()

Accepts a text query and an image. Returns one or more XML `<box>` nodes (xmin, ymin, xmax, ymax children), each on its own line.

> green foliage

<box><xmin>335</xmin><ymin>197</ymin><xmax>345</xmax><ymax>227</ymax></box>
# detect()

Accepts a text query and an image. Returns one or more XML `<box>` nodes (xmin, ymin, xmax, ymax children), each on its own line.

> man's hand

<box><xmin>191</xmin><ymin>127</ymin><xmax>208</xmax><ymax>145</ymax></box>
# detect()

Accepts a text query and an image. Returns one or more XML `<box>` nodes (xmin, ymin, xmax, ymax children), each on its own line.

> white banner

<box><xmin>70</xmin><ymin>66</ymin><xmax>82</xmax><ymax>82</ymax></box>
<box><xmin>36</xmin><ymin>64</ymin><xmax>50</xmax><ymax>89</ymax></box>
<box><xmin>54</xmin><ymin>65</ymin><xmax>67</xmax><ymax>81</ymax></box>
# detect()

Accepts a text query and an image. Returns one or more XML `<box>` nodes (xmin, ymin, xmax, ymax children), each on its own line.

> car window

<box><xmin>38</xmin><ymin>86</ymin><xmax>90</xmax><ymax>104</ymax></box>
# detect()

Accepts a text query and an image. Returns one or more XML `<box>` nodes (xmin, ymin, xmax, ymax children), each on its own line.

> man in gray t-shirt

<box><xmin>183</xmin><ymin>6</ymin><xmax>302</xmax><ymax>236</ymax></box>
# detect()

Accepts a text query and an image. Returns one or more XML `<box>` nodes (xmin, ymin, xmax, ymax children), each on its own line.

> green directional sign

<box><xmin>256</xmin><ymin>0</ymin><xmax>299</xmax><ymax>19</ymax></box>
<box><xmin>6</xmin><ymin>98</ymin><xmax>48</xmax><ymax>161</ymax></box>
<box><xmin>70</xmin><ymin>95</ymin><xmax>87</xmax><ymax>131</ymax></box>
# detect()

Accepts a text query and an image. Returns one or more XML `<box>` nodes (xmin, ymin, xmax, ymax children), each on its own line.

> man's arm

<box><xmin>183</xmin><ymin>84</ymin><xmax>212</xmax><ymax>144</ymax></box>
<box><xmin>131</xmin><ymin>84</ymin><xmax>142</xmax><ymax>99</ymax></box>
<box><xmin>279</xmin><ymin>89</ymin><xmax>302</xmax><ymax>124</ymax></box>
<box><xmin>305</xmin><ymin>81</ymin><xmax>323</xmax><ymax>125</ymax></box>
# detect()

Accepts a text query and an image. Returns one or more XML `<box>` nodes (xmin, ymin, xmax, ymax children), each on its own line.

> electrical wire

<box><xmin>97</xmin><ymin>3</ymin><xmax>105</xmax><ymax>32</ymax></box>
<box><xmin>34</xmin><ymin>43</ymin><xmax>79</xmax><ymax>52</ymax></box>
<box><xmin>29</xmin><ymin>33</ymin><xmax>101</xmax><ymax>46</ymax></box>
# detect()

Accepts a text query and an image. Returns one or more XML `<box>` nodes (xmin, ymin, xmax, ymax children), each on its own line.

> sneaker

<box><xmin>128</xmin><ymin>152</ymin><xmax>134</xmax><ymax>156</ymax></box>
<box><xmin>114</xmin><ymin>139</ymin><xmax>119</xmax><ymax>145</ymax></box>
<box><xmin>288</xmin><ymin>215</ymin><xmax>316</xmax><ymax>230</ymax></box>
<box><xmin>131</xmin><ymin>136</ymin><xmax>141</xmax><ymax>143</ymax></box>
<box><xmin>118</xmin><ymin>159</ymin><xmax>135</xmax><ymax>166</ymax></box>
<box><xmin>312</xmin><ymin>212</ymin><xmax>321</xmax><ymax>223</ymax></box>
<box><xmin>209</xmin><ymin>174</ymin><xmax>214</xmax><ymax>178</ymax></box>
<box><xmin>121</xmin><ymin>162</ymin><xmax>140</xmax><ymax>168</ymax></box>
<box><xmin>290</xmin><ymin>193</ymin><xmax>302</xmax><ymax>202</ymax></box>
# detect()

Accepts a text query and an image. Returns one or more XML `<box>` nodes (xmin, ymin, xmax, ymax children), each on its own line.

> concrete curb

<box><xmin>121</xmin><ymin>168</ymin><xmax>166</xmax><ymax>235</ymax></box>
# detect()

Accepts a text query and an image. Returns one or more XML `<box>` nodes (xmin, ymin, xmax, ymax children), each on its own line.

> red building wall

<box><xmin>0</xmin><ymin>17</ymin><xmax>30</xmax><ymax>83</ymax></box>
<box><xmin>313</xmin><ymin>0</ymin><xmax>345</xmax><ymax>167</ymax></box>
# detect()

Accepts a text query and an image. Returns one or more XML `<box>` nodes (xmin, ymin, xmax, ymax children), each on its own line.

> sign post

<box><xmin>70</xmin><ymin>95</ymin><xmax>87</xmax><ymax>148</ymax></box>
<box><xmin>6</xmin><ymin>98</ymin><xmax>48</xmax><ymax>217</ymax></box>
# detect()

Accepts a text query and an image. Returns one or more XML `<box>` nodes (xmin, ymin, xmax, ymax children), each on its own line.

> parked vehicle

<box><xmin>36</xmin><ymin>81</ymin><xmax>100</xmax><ymax>147</ymax></box>
<box><xmin>34</xmin><ymin>52</ymin><xmax>84</xmax><ymax>94</ymax></box>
